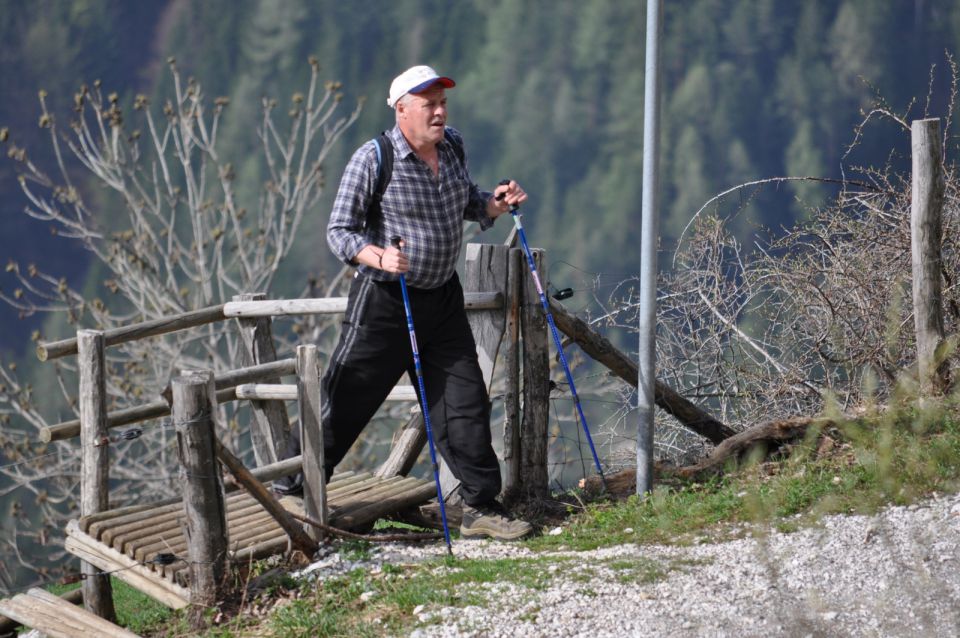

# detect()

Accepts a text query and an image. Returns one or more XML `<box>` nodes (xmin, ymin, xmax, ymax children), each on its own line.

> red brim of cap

<box><xmin>408</xmin><ymin>76</ymin><xmax>456</xmax><ymax>94</ymax></box>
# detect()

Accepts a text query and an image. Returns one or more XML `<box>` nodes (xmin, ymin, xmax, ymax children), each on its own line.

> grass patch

<box><xmin>605</xmin><ymin>557</ymin><xmax>667</xmax><ymax>584</ymax></box>
<box><xmin>137</xmin><ymin>408</ymin><xmax>960</xmax><ymax>636</ymax></box>
<box><xmin>531</xmin><ymin>411</ymin><xmax>960</xmax><ymax>552</ymax></box>
<box><xmin>266</xmin><ymin>555</ymin><xmax>566</xmax><ymax>637</ymax></box>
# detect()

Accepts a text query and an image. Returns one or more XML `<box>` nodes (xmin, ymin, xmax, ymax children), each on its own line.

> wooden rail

<box><xmin>0</xmin><ymin>588</ymin><xmax>139</xmax><ymax>638</ymax></box>
<box><xmin>37</xmin><ymin>305</ymin><xmax>227</xmax><ymax>361</ymax></box>
<box><xmin>36</xmin><ymin>293</ymin><xmax>502</xmax><ymax>362</ymax></box>
<box><xmin>222</xmin><ymin>291</ymin><xmax>502</xmax><ymax>318</ymax></box>
<box><xmin>41</xmin><ymin>359</ymin><xmax>298</xmax><ymax>443</ymax></box>
<box><xmin>547</xmin><ymin>297</ymin><xmax>734</xmax><ymax>443</ymax></box>
<box><xmin>235</xmin><ymin>383</ymin><xmax>418</xmax><ymax>402</ymax></box>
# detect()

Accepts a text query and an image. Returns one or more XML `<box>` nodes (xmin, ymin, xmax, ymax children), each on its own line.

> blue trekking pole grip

<box><xmin>390</xmin><ymin>236</ymin><xmax>454</xmax><ymax>554</ymax></box>
<box><xmin>496</xmin><ymin>182</ymin><xmax>607</xmax><ymax>487</ymax></box>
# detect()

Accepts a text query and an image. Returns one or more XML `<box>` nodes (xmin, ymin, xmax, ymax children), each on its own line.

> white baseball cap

<box><xmin>387</xmin><ymin>65</ymin><xmax>456</xmax><ymax>108</ymax></box>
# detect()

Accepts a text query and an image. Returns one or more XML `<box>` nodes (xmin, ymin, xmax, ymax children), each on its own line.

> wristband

<box><xmin>378</xmin><ymin>251</ymin><xmax>384</xmax><ymax>270</ymax></box>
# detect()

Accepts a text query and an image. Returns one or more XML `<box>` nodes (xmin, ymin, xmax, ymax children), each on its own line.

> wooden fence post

<box><xmin>172</xmin><ymin>370</ymin><xmax>228</xmax><ymax>610</ymax></box>
<box><xmin>78</xmin><ymin>329</ymin><xmax>117</xmax><ymax>622</ymax></box>
<box><xmin>297</xmin><ymin>345</ymin><xmax>327</xmax><ymax>542</ymax></box>
<box><xmin>438</xmin><ymin>243</ymin><xmax>511</xmax><ymax>503</ymax></box>
<box><xmin>911</xmin><ymin>118</ymin><xmax>949</xmax><ymax>396</ymax></box>
<box><xmin>520</xmin><ymin>248</ymin><xmax>550</xmax><ymax>498</ymax></box>
<box><xmin>234</xmin><ymin>292</ymin><xmax>289</xmax><ymax>466</ymax></box>
<box><xmin>502</xmin><ymin>247</ymin><xmax>523</xmax><ymax>498</ymax></box>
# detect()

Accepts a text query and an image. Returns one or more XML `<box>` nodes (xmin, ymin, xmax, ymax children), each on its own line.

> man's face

<box><xmin>398</xmin><ymin>85</ymin><xmax>447</xmax><ymax>148</ymax></box>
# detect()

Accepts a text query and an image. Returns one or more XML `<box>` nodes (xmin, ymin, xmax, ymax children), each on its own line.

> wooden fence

<box><xmin>13</xmin><ymin>239</ymin><xmax>734</xmax><ymax>630</ymax></box>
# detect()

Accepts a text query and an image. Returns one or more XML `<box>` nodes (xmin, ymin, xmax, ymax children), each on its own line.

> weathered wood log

<box><xmin>521</xmin><ymin>249</ymin><xmax>550</xmax><ymax>498</ymax></box>
<box><xmin>235</xmin><ymin>383</ymin><xmax>417</xmax><ymax>402</ymax></box>
<box><xmin>84</xmin><ymin>498</ymin><xmax>178</xmax><ymax>536</ymax></box>
<box><xmin>38</xmin><ymin>294</ymin><xmax>502</xmax><ymax>363</ymax></box>
<box><xmin>297</xmin><ymin>345</ymin><xmax>327</xmax><ymax>543</ymax></box>
<box><xmin>580</xmin><ymin>416</ymin><xmax>833</xmax><ymax>494</ymax></box>
<box><xmin>223</xmin><ymin>291</ymin><xmax>503</xmax><ymax>317</ymax></box>
<box><xmin>439</xmin><ymin>244</ymin><xmax>511</xmax><ymax>504</ymax></box>
<box><xmin>911</xmin><ymin>118</ymin><xmax>949</xmax><ymax>396</ymax></box>
<box><xmin>64</xmin><ymin>520</ymin><xmax>191</xmax><ymax>609</ymax></box>
<box><xmin>547</xmin><ymin>297</ymin><xmax>735</xmax><ymax>444</ymax></box>
<box><xmin>43</xmin><ymin>359</ymin><xmax>296</xmax><ymax>443</ymax></box>
<box><xmin>38</xmin><ymin>304</ymin><xmax>226</xmax><ymax>361</ymax></box>
<box><xmin>234</xmin><ymin>293</ymin><xmax>290</xmax><ymax>467</ymax></box>
<box><xmin>0</xmin><ymin>588</ymin><xmax>140</xmax><ymax>638</ymax></box>
<box><xmin>465</xmin><ymin>244</ymin><xmax>510</xmax><ymax>395</ymax></box>
<box><xmin>214</xmin><ymin>439</ymin><xmax>318</xmax><ymax>557</ymax></box>
<box><xmin>77</xmin><ymin>330</ymin><xmax>117</xmax><ymax>622</ymax></box>
<box><xmin>172</xmin><ymin>371</ymin><xmax>228</xmax><ymax>608</ymax></box>
<box><xmin>0</xmin><ymin>588</ymin><xmax>83</xmax><ymax>636</ymax></box>
<box><xmin>375</xmin><ymin>414</ymin><xmax>426</xmax><ymax>479</ymax></box>
<box><xmin>502</xmin><ymin>247</ymin><xmax>523</xmax><ymax>497</ymax></box>
<box><xmin>223</xmin><ymin>455</ymin><xmax>303</xmax><ymax>492</ymax></box>
<box><xmin>675</xmin><ymin>416</ymin><xmax>830</xmax><ymax>477</ymax></box>
<box><xmin>331</xmin><ymin>481</ymin><xmax>437</xmax><ymax>529</ymax></box>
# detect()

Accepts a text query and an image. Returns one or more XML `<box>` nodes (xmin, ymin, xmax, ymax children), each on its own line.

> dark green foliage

<box><xmin>2</xmin><ymin>1</ymin><xmax>959</xmax><ymax>344</ymax></box>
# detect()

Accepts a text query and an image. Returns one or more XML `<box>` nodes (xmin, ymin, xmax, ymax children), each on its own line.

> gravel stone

<box><xmin>294</xmin><ymin>492</ymin><xmax>960</xmax><ymax>637</ymax></box>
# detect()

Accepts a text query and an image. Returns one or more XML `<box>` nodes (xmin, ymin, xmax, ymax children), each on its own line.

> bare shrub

<box><xmin>0</xmin><ymin>57</ymin><xmax>360</xmax><ymax>590</ymax></box>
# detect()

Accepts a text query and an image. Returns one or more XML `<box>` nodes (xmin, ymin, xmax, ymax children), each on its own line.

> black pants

<box><xmin>277</xmin><ymin>272</ymin><xmax>502</xmax><ymax>507</ymax></box>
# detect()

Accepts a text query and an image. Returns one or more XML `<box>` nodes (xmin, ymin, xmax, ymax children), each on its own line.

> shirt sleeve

<box><xmin>326</xmin><ymin>142</ymin><xmax>378</xmax><ymax>265</ymax></box>
<box><xmin>447</xmin><ymin>127</ymin><xmax>495</xmax><ymax>231</ymax></box>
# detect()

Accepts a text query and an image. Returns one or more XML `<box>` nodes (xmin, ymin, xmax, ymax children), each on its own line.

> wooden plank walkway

<box><xmin>64</xmin><ymin>471</ymin><xmax>435</xmax><ymax>608</ymax></box>
<box><xmin>0</xmin><ymin>588</ymin><xmax>140</xmax><ymax>638</ymax></box>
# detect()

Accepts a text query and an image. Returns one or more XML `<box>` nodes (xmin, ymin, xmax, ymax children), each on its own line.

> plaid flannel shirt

<box><xmin>326</xmin><ymin>125</ymin><xmax>495</xmax><ymax>289</ymax></box>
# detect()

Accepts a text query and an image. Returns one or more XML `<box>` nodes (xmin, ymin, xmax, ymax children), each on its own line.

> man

<box><xmin>276</xmin><ymin>65</ymin><xmax>532</xmax><ymax>541</ymax></box>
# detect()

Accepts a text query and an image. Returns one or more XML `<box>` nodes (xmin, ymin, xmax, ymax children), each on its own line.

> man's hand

<box><xmin>356</xmin><ymin>244</ymin><xmax>409</xmax><ymax>273</ymax></box>
<box><xmin>380</xmin><ymin>244</ymin><xmax>409</xmax><ymax>273</ymax></box>
<box><xmin>488</xmin><ymin>179</ymin><xmax>527</xmax><ymax>218</ymax></box>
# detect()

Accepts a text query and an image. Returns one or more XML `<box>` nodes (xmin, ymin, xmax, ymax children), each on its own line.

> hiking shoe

<box><xmin>460</xmin><ymin>500</ymin><xmax>533</xmax><ymax>541</ymax></box>
<box><xmin>271</xmin><ymin>482</ymin><xmax>303</xmax><ymax>499</ymax></box>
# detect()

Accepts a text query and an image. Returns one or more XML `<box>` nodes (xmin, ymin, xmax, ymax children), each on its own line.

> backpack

<box><xmin>365</xmin><ymin>128</ymin><xmax>465</xmax><ymax>232</ymax></box>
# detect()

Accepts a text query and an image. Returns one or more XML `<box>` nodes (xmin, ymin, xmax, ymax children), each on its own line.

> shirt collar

<box><xmin>388</xmin><ymin>124</ymin><xmax>449</xmax><ymax>160</ymax></box>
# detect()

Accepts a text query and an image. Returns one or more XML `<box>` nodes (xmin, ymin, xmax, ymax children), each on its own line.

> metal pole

<box><xmin>637</xmin><ymin>0</ymin><xmax>663</xmax><ymax>496</ymax></box>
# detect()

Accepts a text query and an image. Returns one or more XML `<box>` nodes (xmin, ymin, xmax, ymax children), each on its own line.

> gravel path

<box><xmin>296</xmin><ymin>492</ymin><xmax>960</xmax><ymax>637</ymax></box>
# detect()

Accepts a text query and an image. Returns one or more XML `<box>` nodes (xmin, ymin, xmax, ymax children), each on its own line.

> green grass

<box><xmin>530</xmin><ymin>412</ymin><xmax>960</xmax><ymax>552</ymax></box>
<box><xmin>267</xmin><ymin>555</ymin><xmax>564</xmax><ymax>637</ymax></box>
<box><xmin>122</xmin><ymin>408</ymin><xmax>960</xmax><ymax>637</ymax></box>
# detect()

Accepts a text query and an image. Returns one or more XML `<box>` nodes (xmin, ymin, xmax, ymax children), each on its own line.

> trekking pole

<box><xmin>391</xmin><ymin>236</ymin><xmax>454</xmax><ymax>555</ymax></box>
<box><xmin>497</xmin><ymin>181</ymin><xmax>607</xmax><ymax>488</ymax></box>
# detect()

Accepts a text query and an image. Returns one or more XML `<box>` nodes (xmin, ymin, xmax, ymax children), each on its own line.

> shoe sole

<box><xmin>460</xmin><ymin>525</ymin><xmax>532</xmax><ymax>541</ymax></box>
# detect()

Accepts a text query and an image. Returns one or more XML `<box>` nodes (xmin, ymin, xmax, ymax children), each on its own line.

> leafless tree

<box><xmin>0</xmin><ymin>57</ymin><xmax>360</xmax><ymax>590</ymax></box>
<box><xmin>570</xmin><ymin>61</ymin><xmax>960</xmax><ymax>469</ymax></box>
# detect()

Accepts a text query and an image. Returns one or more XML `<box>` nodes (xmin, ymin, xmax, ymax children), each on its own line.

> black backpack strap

<box><xmin>444</xmin><ymin>127</ymin><xmax>465</xmax><ymax>165</ymax></box>
<box><xmin>366</xmin><ymin>132</ymin><xmax>394</xmax><ymax>232</ymax></box>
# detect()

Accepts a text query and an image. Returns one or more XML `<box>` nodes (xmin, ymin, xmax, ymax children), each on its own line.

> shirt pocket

<box><xmin>443</xmin><ymin>163</ymin><xmax>473</xmax><ymax>215</ymax></box>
